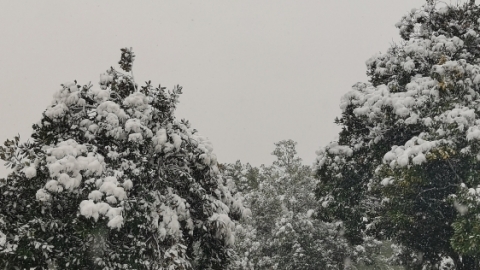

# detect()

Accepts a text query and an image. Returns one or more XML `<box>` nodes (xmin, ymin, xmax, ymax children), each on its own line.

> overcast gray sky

<box><xmin>0</xmin><ymin>0</ymin><xmax>470</xmax><ymax>177</ymax></box>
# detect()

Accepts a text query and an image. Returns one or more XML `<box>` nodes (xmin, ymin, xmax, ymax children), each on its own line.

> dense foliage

<box><xmin>8</xmin><ymin>1</ymin><xmax>480</xmax><ymax>269</ymax></box>
<box><xmin>315</xmin><ymin>1</ymin><xmax>480</xmax><ymax>269</ymax></box>
<box><xmin>0</xmin><ymin>48</ymin><xmax>246</xmax><ymax>269</ymax></box>
<box><xmin>225</xmin><ymin>140</ymin><xmax>384</xmax><ymax>270</ymax></box>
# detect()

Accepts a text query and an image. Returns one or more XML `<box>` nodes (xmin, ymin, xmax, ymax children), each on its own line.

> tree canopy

<box><xmin>0</xmin><ymin>48</ymin><xmax>247</xmax><ymax>269</ymax></box>
<box><xmin>226</xmin><ymin>140</ymin><xmax>372</xmax><ymax>270</ymax></box>
<box><xmin>316</xmin><ymin>1</ymin><xmax>480</xmax><ymax>269</ymax></box>
<box><xmin>7</xmin><ymin>1</ymin><xmax>480</xmax><ymax>269</ymax></box>
<box><xmin>315</xmin><ymin>1</ymin><xmax>480</xmax><ymax>269</ymax></box>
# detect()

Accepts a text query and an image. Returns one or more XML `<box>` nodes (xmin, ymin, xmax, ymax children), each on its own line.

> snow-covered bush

<box><xmin>0</xmin><ymin>48</ymin><xmax>246</xmax><ymax>269</ymax></box>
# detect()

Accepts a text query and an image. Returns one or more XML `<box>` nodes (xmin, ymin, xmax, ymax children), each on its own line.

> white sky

<box><xmin>0</xmin><ymin>0</ymin><xmax>472</xmax><ymax>177</ymax></box>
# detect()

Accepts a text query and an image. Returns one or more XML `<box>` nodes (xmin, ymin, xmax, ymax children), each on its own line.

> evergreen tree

<box><xmin>226</xmin><ymin>140</ymin><xmax>363</xmax><ymax>270</ymax></box>
<box><xmin>0</xmin><ymin>48</ymin><xmax>246</xmax><ymax>269</ymax></box>
<box><xmin>315</xmin><ymin>1</ymin><xmax>480</xmax><ymax>269</ymax></box>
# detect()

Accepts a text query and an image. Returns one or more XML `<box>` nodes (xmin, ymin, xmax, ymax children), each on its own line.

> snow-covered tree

<box><xmin>315</xmin><ymin>1</ymin><xmax>480</xmax><ymax>269</ymax></box>
<box><xmin>0</xmin><ymin>48</ymin><xmax>246</xmax><ymax>269</ymax></box>
<box><xmin>226</xmin><ymin>140</ymin><xmax>364</xmax><ymax>270</ymax></box>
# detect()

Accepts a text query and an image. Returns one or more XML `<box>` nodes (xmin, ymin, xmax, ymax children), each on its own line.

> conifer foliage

<box><xmin>315</xmin><ymin>1</ymin><xmax>480</xmax><ymax>269</ymax></box>
<box><xmin>226</xmin><ymin>140</ymin><xmax>359</xmax><ymax>270</ymax></box>
<box><xmin>0</xmin><ymin>48</ymin><xmax>246</xmax><ymax>269</ymax></box>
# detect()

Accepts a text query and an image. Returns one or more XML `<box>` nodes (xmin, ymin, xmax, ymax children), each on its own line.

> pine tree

<box><xmin>227</xmin><ymin>140</ymin><xmax>361</xmax><ymax>270</ymax></box>
<box><xmin>315</xmin><ymin>1</ymin><xmax>480</xmax><ymax>269</ymax></box>
<box><xmin>0</xmin><ymin>48</ymin><xmax>246</xmax><ymax>269</ymax></box>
